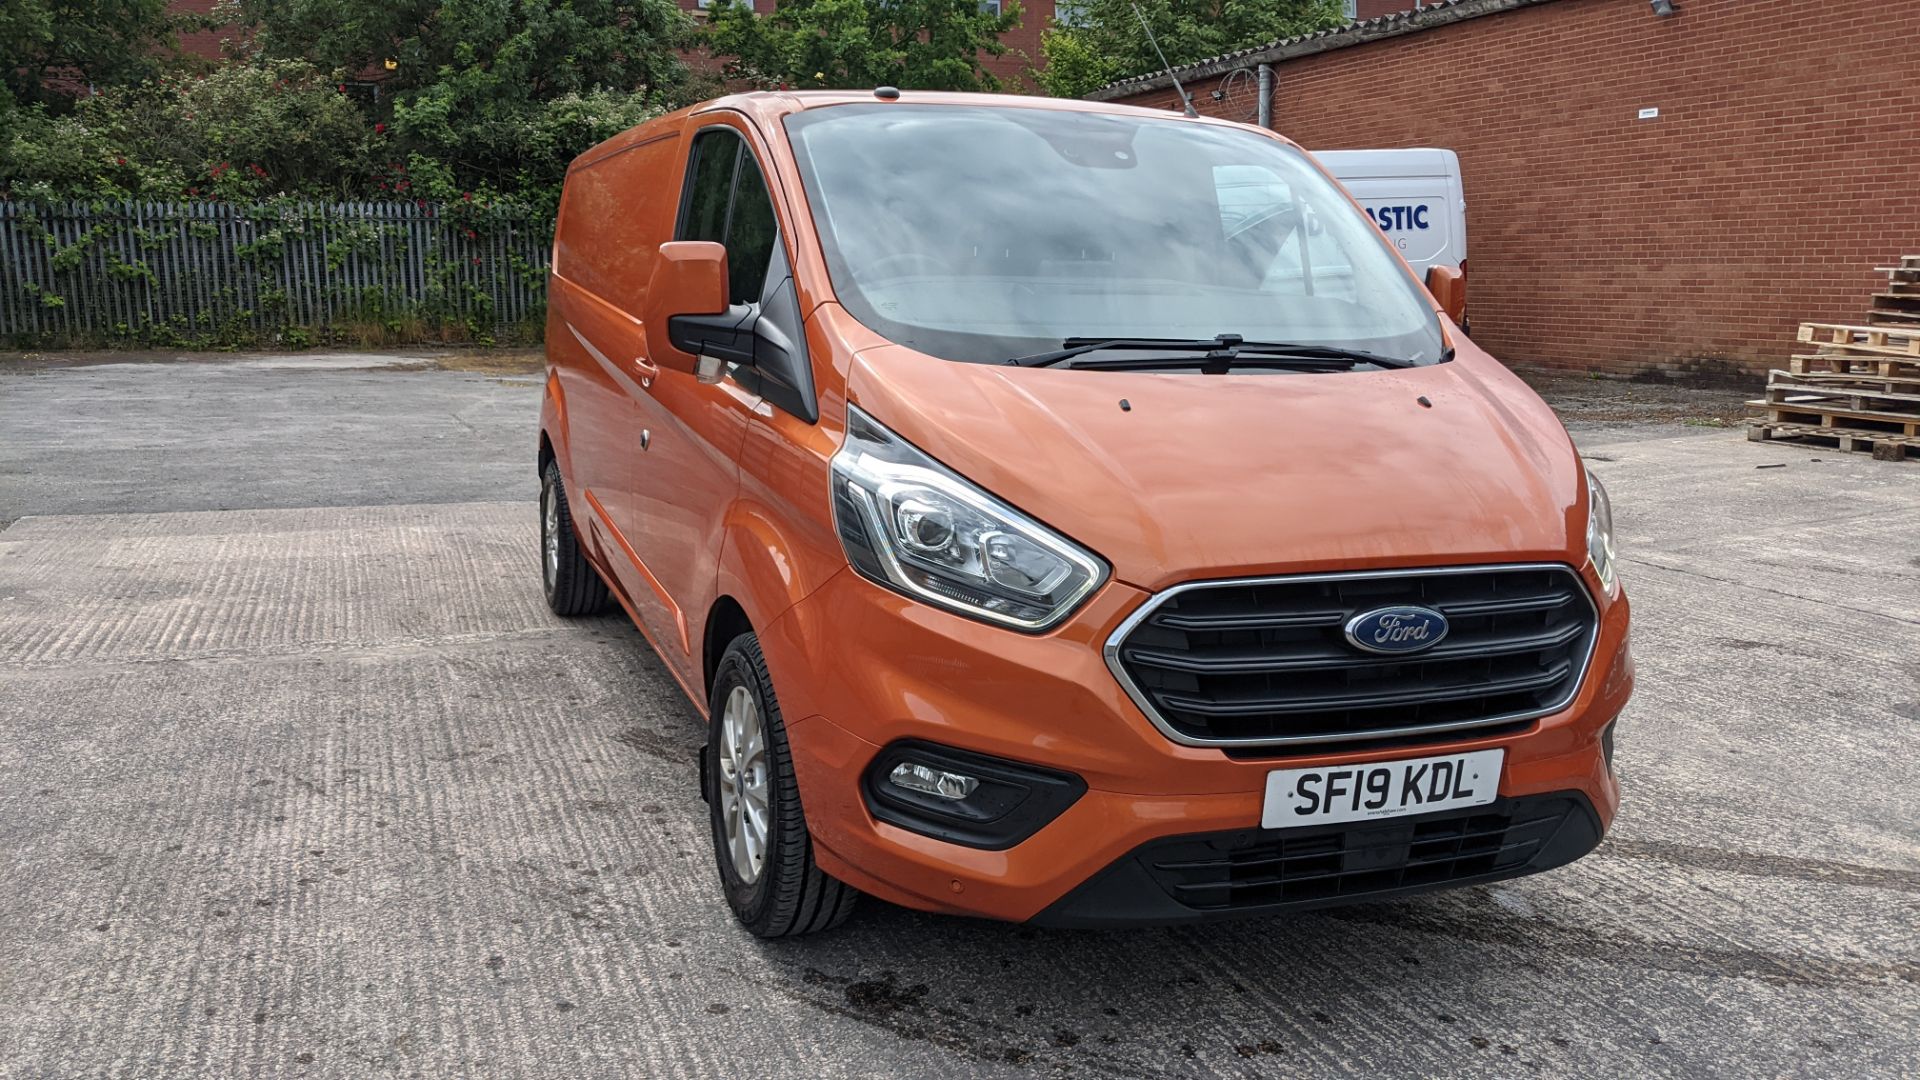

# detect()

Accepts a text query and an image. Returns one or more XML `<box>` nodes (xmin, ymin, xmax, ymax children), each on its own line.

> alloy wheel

<box><xmin>717</xmin><ymin>685</ymin><xmax>770</xmax><ymax>884</ymax></box>
<box><xmin>541</xmin><ymin>479</ymin><xmax>560</xmax><ymax>590</ymax></box>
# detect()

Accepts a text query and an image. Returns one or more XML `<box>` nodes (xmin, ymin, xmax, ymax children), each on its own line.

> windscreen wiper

<box><xmin>1005</xmin><ymin>334</ymin><xmax>1416</xmax><ymax>371</ymax></box>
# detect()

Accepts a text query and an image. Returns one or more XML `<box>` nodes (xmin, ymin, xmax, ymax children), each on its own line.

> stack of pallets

<box><xmin>1748</xmin><ymin>259</ymin><xmax>1920</xmax><ymax>462</ymax></box>
<box><xmin>1869</xmin><ymin>255</ymin><xmax>1920</xmax><ymax>327</ymax></box>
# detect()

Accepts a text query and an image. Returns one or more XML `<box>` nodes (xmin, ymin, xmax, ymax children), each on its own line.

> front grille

<box><xmin>1108</xmin><ymin>565</ymin><xmax>1597</xmax><ymax>749</ymax></box>
<box><xmin>1138</xmin><ymin>795</ymin><xmax>1583</xmax><ymax>912</ymax></box>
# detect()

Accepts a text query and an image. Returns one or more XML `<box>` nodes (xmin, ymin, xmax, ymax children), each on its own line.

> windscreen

<box><xmin>783</xmin><ymin>104</ymin><xmax>1447</xmax><ymax>367</ymax></box>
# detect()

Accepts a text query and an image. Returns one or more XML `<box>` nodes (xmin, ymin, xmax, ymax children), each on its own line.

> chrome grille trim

<box><xmin>1103</xmin><ymin>563</ymin><xmax>1601</xmax><ymax>750</ymax></box>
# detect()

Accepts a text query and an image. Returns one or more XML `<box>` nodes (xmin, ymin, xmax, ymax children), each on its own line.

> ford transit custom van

<box><xmin>538</xmin><ymin>91</ymin><xmax>1631</xmax><ymax>937</ymax></box>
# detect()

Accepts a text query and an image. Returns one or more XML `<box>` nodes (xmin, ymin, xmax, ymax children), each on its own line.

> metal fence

<box><xmin>0</xmin><ymin>200</ymin><xmax>554</xmax><ymax>344</ymax></box>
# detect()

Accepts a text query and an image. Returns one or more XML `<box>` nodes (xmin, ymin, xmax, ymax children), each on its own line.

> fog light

<box><xmin>888</xmin><ymin>761</ymin><xmax>978</xmax><ymax>801</ymax></box>
<box><xmin>863</xmin><ymin>740</ymin><xmax>1086</xmax><ymax>849</ymax></box>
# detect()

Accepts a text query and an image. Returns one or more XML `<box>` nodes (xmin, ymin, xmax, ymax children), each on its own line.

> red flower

<box><xmin>115</xmin><ymin>157</ymin><xmax>127</xmax><ymax>165</ymax></box>
<box><xmin>374</xmin><ymin>122</ymin><xmax>386</xmax><ymax>134</ymax></box>
<box><xmin>338</xmin><ymin>84</ymin><xmax>347</xmax><ymax>93</ymax></box>
<box><xmin>415</xmin><ymin>199</ymin><xmax>426</xmax><ymax>208</ymax></box>
<box><xmin>471</xmin><ymin>257</ymin><xmax>482</xmax><ymax>266</ymax></box>
<box><xmin>462</xmin><ymin>192</ymin><xmax>472</xmax><ymax>202</ymax></box>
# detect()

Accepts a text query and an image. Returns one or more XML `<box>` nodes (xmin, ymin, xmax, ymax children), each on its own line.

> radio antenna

<box><xmin>1132</xmin><ymin>3</ymin><xmax>1198</xmax><ymax>118</ymax></box>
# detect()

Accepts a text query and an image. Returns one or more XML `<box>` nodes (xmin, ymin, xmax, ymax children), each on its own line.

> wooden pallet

<box><xmin>1797</xmin><ymin>322</ymin><xmax>1920</xmax><ymax>357</ymax></box>
<box><xmin>1747</xmin><ymin>419</ymin><xmax>1914</xmax><ymax>460</ymax></box>
<box><xmin>1764</xmin><ymin>374</ymin><xmax>1920</xmax><ymax>412</ymax></box>
<box><xmin>1747</xmin><ymin>400</ymin><xmax>1920</xmax><ymax>438</ymax></box>
<box><xmin>1775</xmin><ymin>367</ymin><xmax>1920</xmax><ymax>392</ymax></box>
<box><xmin>1868</xmin><ymin>259</ymin><xmax>1920</xmax><ymax>326</ymax></box>
<box><xmin>1747</xmin><ymin>263</ymin><xmax>1920</xmax><ymax>461</ymax></box>
<box><xmin>1789</xmin><ymin>352</ymin><xmax>1920</xmax><ymax>378</ymax></box>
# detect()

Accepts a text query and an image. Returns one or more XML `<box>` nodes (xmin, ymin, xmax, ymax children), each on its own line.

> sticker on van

<box><xmin>1364</xmin><ymin>205</ymin><xmax>1432</xmax><ymax>231</ymax></box>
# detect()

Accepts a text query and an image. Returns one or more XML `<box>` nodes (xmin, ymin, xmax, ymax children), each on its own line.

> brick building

<box><xmin>1093</xmin><ymin>0</ymin><xmax>1920</xmax><ymax>379</ymax></box>
<box><xmin>1351</xmin><ymin>0</ymin><xmax>1420</xmax><ymax>18</ymax></box>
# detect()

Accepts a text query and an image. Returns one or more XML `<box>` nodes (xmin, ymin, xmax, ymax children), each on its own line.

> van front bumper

<box><xmin>760</xmin><ymin>567</ymin><xmax>1631</xmax><ymax>925</ymax></box>
<box><xmin>1029</xmin><ymin>791</ymin><xmax>1602</xmax><ymax>927</ymax></box>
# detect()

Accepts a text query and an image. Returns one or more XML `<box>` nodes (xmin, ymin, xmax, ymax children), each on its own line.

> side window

<box><xmin>669</xmin><ymin>121</ymin><xmax>814</xmax><ymax>422</ymax></box>
<box><xmin>679</xmin><ymin>130</ymin><xmax>737</xmax><ymax>245</ymax></box>
<box><xmin>725</xmin><ymin>154</ymin><xmax>777</xmax><ymax>304</ymax></box>
<box><xmin>676</xmin><ymin>126</ymin><xmax>779</xmax><ymax>306</ymax></box>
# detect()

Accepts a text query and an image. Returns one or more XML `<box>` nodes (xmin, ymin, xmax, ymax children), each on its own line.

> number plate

<box><xmin>1261</xmin><ymin>749</ymin><xmax>1504</xmax><ymax>829</ymax></box>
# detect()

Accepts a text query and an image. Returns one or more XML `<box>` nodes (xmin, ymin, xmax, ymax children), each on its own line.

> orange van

<box><xmin>538</xmin><ymin>91</ymin><xmax>1631</xmax><ymax>936</ymax></box>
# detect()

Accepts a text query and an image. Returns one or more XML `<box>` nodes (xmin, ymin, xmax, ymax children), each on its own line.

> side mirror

<box><xmin>1426</xmin><ymin>264</ymin><xmax>1466</xmax><ymax>326</ymax></box>
<box><xmin>646</xmin><ymin>241</ymin><xmax>729</xmax><ymax>372</ymax></box>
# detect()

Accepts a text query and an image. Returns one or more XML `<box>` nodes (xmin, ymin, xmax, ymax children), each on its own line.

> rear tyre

<box><xmin>540</xmin><ymin>460</ymin><xmax>610</xmax><ymax>616</ymax></box>
<box><xmin>706</xmin><ymin>633</ymin><xmax>857</xmax><ymax>937</ymax></box>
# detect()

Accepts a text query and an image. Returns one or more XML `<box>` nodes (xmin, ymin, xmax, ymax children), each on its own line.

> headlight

<box><xmin>831</xmin><ymin>404</ymin><xmax>1107</xmax><ymax>631</ymax></box>
<box><xmin>1585</xmin><ymin>467</ymin><xmax>1618</xmax><ymax>592</ymax></box>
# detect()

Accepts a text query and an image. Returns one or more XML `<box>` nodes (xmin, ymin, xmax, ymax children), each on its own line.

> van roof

<box><xmin>572</xmin><ymin>90</ymin><xmax>1300</xmax><ymax>173</ymax></box>
<box><xmin>1309</xmin><ymin>148</ymin><xmax>1461</xmax><ymax>178</ymax></box>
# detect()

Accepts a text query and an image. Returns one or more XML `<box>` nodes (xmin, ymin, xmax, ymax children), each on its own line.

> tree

<box><xmin>1</xmin><ymin>62</ymin><xmax>374</xmax><ymax>201</ymax></box>
<box><xmin>232</xmin><ymin>0</ymin><xmax>693</xmax><ymax>191</ymax></box>
<box><xmin>705</xmin><ymin>0</ymin><xmax>1021</xmax><ymax>93</ymax></box>
<box><xmin>1036</xmin><ymin>0</ymin><xmax>1346</xmax><ymax>99</ymax></box>
<box><xmin>1</xmin><ymin>0</ymin><xmax>183</xmax><ymax>108</ymax></box>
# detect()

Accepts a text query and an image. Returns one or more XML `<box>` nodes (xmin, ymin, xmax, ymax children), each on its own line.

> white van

<box><xmin>1315</xmin><ymin>148</ymin><xmax>1468</xmax><ymax>327</ymax></box>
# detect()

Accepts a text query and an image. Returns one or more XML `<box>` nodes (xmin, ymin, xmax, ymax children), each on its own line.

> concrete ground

<box><xmin>1</xmin><ymin>352</ymin><xmax>1916</xmax><ymax>1079</ymax></box>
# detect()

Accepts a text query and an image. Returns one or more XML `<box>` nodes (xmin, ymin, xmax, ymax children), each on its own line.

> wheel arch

<box><xmin>702</xmin><ymin>595</ymin><xmax>755</xmax><ymax>697</ymax></box>
<box><xmin>538</xmin><ymin>367</ymin><xmax>570</xmax><ymax>478</ymax></box>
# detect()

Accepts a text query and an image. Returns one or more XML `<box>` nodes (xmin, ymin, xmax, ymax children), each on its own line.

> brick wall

<box><xmin>1109</xmin><ymin>0</ymin><xmax>1920</xmax><ymax>378</ymax></box>
<box><xmin>169</xmin><ymin>0</ymin><xmax>229</xmax><ymax>63</ymax></box>
<box><xmin>1355</xmin><ymin>0</ymin><xmax>1417</xmax><ymax>18</ymax></box>
<box><xmin>984</xmin><ymin>0</ymin><xmax>1051</xmax><ymax>89</ymax></box>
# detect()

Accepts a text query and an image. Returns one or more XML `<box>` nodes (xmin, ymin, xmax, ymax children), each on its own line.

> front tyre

<box><xmin>539</xmin><ymin>460</ymin><xmax>611</xmax><ymax>616</ymax></box>
<box><xmin>706</xmin><ymin>633</ymin><xmax>857</xmax><ymax>937</ymax></box>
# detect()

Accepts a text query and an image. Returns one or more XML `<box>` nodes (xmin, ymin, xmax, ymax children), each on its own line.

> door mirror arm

<box><xmin>667</xmin><ymin>304</ymin><xmax>760</xmax><ymax>378</ymax></box>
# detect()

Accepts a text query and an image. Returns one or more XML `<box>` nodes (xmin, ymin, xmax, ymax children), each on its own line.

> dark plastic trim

<box><xmin>1030</xmin><ymin>791</ymin><xmax>1603</xmax><ymax>928</ymax></box>
<box><xmin>861</xmin><ymin>740</ymin><xmax>1086</xmax><ymax>851</ymax></box>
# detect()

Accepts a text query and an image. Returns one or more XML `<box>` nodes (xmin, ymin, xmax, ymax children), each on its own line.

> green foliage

<box><xmin>705</xmin><ymin>0</ymin><xmax>1021</xmax><ymax>92</ymax></box>
<box><xmin>1</xmin><ymin>0</ymin><xmax>183</xmax><ymax>109</ymax></box>
<box><xmin>235</xmin><ymin>0</ymin><xmax>693</xmax><ymax>193</ymax></box>
<box><xmin>1</xmin><ymin>62</ymin><xmax>372</xmax><ymax>201</ymax></box>
<box><xmin>394</xmin><ymin>89</ymin><xmax>668</xmax><ymax>211</ymax></box>
<box><xmin>1036</xmin><ymin>0</ymin><xmax>1347</xmax><ymax>99</ymax></box>
<box><xmin>1</xmin><ymin>63</ymin><xmax>667</xmax><ymax>208</ymax></box>
<box><xmin>0</xmin><ymin>3</ymin><xmax>697</xmax><ymax>206</ymax></box>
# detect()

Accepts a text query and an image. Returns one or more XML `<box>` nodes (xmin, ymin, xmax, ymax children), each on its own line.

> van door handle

<box><xmin>632</xmin><ymin>356</ymin><xmax>660</xmax><ymax>389</ymax></box>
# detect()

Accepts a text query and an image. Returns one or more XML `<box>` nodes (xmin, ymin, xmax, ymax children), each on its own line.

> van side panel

<box><xmin>547</xmin><ymin>131</ymin><xmax>685</xmax><ymax>638</ymax></box>
<box><xmin>1315</xmin><ymin>148</ymin><xmax>1464</xmax><ymax>279</ymax></box>
<box><xmin>556</xmin><ymin>133</ymin><xmax>682</xmax><ymax>304</ymax></box>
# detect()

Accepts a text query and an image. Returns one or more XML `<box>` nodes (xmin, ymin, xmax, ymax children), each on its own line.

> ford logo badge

<box><xmin>1344</xmin><ymin>605</ymin><xmax>1449</xmax><ymax>655</ymax></box>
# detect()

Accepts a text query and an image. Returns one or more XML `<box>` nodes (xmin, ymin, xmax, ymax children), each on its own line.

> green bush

<box><xmin>1</xmin><ymin>62</ymin><xmax>373</xmax><ymax>201</ymax></box>
<box><xmin>1</xmin><ymin>68</ymin><xmax>668</xmax><ymax>208</ymax></box>
<box><xmin>1036</xmin><ymin>0</ymin><xmax>1347</xmax><ymax>99</ymax></box>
